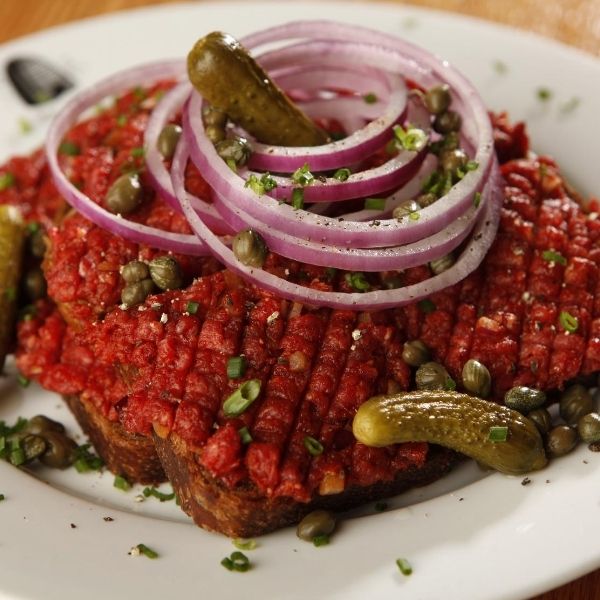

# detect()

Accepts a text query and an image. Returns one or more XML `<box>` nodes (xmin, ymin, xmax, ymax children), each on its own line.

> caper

<box><xmin>559</xmin><ymin>384</ymin><xmax>593</xmax><ymax>425</ymax></box>
<box><xmin>21</xmin><ymin>434</ymin><xmax>47</xmax><ymax>462</ymax></box>
<box><xmin>232</xmin><ymin>229</ymin><xmax>268</xmax><ymax>268</ymax></box>
<box><xmin>424</xmin><ymin>84</ymin><xmax>452</xmax><ymax>115</ymax></box>
<box><xmin>429</xmin><ymin>253</ymin><xmax>455</xmax><ymax>276</ymax></box>
<box><xmin>577</xmin><ymin>412</ymin><xmax>600</xmax><ymax>443</ymax></box>
<box><xmin>440</xmin><ymin>149</ymin><xmax>468</xmax><ymax>174</ymax></box>
<box><xmin>157</xmin><ymin>124</ymin><xmax>182</xmax><ymax>160</ymax></box>
<box><xmin>29</xmin><ymin>227</ymin><xmax>46</xmax><ymax>258</ymax></box>
<box><xmin>24</xmin><ymin>266</ymin><xmax>47</xmax><ymax>301</ymax></box>
<box><xmin>205</xmin><ymin>123</ymin><xmax>226</xmax><ymax>144</ymax></box>
<box><xmin>215</xmin><ymin>137</ymin><xmax>252</xmax><ymax>166</ymax></box>
<box><xmin>296</xmin><ymin>509</ymin><xmax>336</xmax><ymax>542</ymax></box>
<box><xmin>121</xmin><ymin>260</ymin><xmax>150</xmax><ymax>283</ymax></box>
<box><xmin>504</xmin><ymin>386</ymin><xmax>546</xmax><ymax>414</ymax></box>
<box><xmin>39</xmin><ymin>431</ymin><xmax>78</xmax><ymax>469</ymax></box>
<box><xmin>121</xmin><ymin>279</ymin><xmax>155</xmax><ymax>307</ymax></box>
<box><xmin>461</xmin><ymin>359</ymin><xmax>491</xmax><ymax>398</ymax></box>
<box><xmin>416</xmin><ymin>192</ymin><xmax>437</xmax><ymax>207</ymax></box>
<box><xmin>415</xmin><ymin>361</ymin><xmax>453</xmax><ymax>391</ymax></box>
<box><xmin>527</xmin><ymin>408</ymin><xmax>552</xmax><ymax>435</ymax></box>
<box><xmin>402</xmin><ymin>340</ymin><xmax>430</xmax><ymax>367</ymax></box>
<box><xmin>201</xmin><ymin>103</ymin><xmax>228</xmax><ymax>128</ymax></box>
<box><xmin>392</xmin><ymin>199</ymin><xmax>420</xmax><ymax>220</ymax></box>
<box><xmin>546</xmin><ymin>425</ymin><xmax>578</xmax><ymax>458</ymax></box>
<box><xmin>149</xmin><ymin>256</ymin><xmax>183</xmax><ymax>290</ymax></box>
<box><xmin>433</xmin><ymin>110</ymin><xmax>462</xmax><ymax>134</ymax></box>
<box><xmin>24</xmin><ymin>415</ymin><xmax>66</xmax><ymax>436</ymax></box>
<box><xmin>106</xmin><ymin>173</ymin><xmax>143</xmax><ymax>215</ymax></box>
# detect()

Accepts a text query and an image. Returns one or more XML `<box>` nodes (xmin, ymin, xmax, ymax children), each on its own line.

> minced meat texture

<box><xmin>5</xmin><ymin>84</ymin><xmax>600</xmax><ymax>502</ymax></box>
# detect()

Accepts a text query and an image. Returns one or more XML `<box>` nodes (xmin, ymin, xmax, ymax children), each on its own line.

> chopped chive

<box><xmin>396</xmin><ymin>558</ymin><xmax>413</xmax><ymax>575</ymax></box>
<box><xmin>143</xmin><ymin>486</ymin><xmax>176</xmax><ymax>502</ymax></box>
<box><xmin>223</xmin><ymin>379</ymin><xmax>262</xmax><ymax>417</ymax></box>
<box><xmin>492</xmin><ymin>60</ymin><xmax>508</xmax><ymax>74</ymax></box>
<box><xmin>136</xmin><ymin>543</ymin><xmax>158</xmax><ymax>559</ymax></box>
<box><xmin>233</xmin><ymin>538</ymin><xmax>257</xmax><ymax>551</ymax></box>
<box><xmin>186</xmin><ymin>301</ymin><xmax>199</xmax><ymax>314</ymax></box>
<box><xmin>418</xmin><ymin>299</ymin><xmax>436</xmax><ymax>314</ymax></box>
<box><xmin>303</xmin><ymin>436</ymin><xmax>324</xmax><ymax>456</ymax></box>
<box><xmin>0</xmin><ymin>494</ymin><xmax>4</xmax><ymax>501</ymax></box>
<box><xmin>473</xmin><ymin>191</ymin><xmax>482</xmax><ymax>208</ymax></box>
<box><xmin>364</xmin><ymin>197</ymin><xmax>386</xmax><ymax>211</ymax></box>
<box><xmin>363</xmin><ymin>92</ymin><xmax>378</xmax><ymax>104</ymax></box>
<box><xmin>226</xmin><ymin>158</ymin><xmax>237</xmax><ymax>173</ymax></box>
<box><xmin>245</xmin><ymin>173</ymin><xmax>277</xmax><ymax>196</ymax></box>
<box><xmin>344</xmin><ymin>272</ymin><xmax>370</xmax><ymax>292</ymax></box>
<box><xmin>291</xmin><ymin>188</ymin><xmax>304</xmax><ymax>210</ymax></box>
<box><xmin>332</xmin><ymin>168</ymin><xmax>351</xmax><ymax>182</ymax></box>
<box><xmin>291</xmin><ymin>163</ymin><xmax>314</xmax><ymax>187</ymax></box>
<box><xmin>312</xmin><ymin>534</ymin><xmax>330</xmax><ymax>547</ymax></box>
<box><xmin>133</xmin><ymin>86</ymin><xmax>147</xmax><ymax>100</ymax></box>
<box><xmin>18</xmin><ymin>118</ymin><xmax>32</xmax><ymax>134</ymax></box>
<box><xmin>73</xmin><ymin>444</ymin><xmax>104</xmax><ymax>473</ymax></box>
<box><xmin>116</xmin><ymin>114</ymin><xmax>127</xmax><ymax>127</ymax></box>
<box><xmin>221</xmin><ymin>551</ymin><xmax>250</xmax><ymax>572</ymax></box>
<box><xmin>560</xmin><ymin>97</ymin><xmax>581</xmax><ymax>114</ymax></box>
<box><xmin>227</xmin><ymin>356</ymin><xmax>247</xmax><ymax>379</ymax></box>
<box><xmin>465</xmin><ymin>160</ymin><xmax>479</xmax><ymax>171</ymax></box>
<box><xmin>114</xmin><ymin>475</ymin><xmax>131</xmax><ymax>491</ymax></box>
<box><xmin>10</xmin><ymin>447</ymin><xmax>25</xmax><ymax>466</ymax></box>
<box><xmin>238</xmin><ymin>426</ymin><xmax>252</xmax><ymax>444</ymax></box>
<box><xmin>536</xmin><ymin>87</ymin><xmax>553</xmax><ymax>102</ymax></box>
<box><xmin>0</xmin><ymin>172</ymin><xmax>15</xmax><ymax>191</ymax></box>
<box><xmin>393</xmin><ymin>125</ymin><xmax>428</xmax><ymax>152</ymax></box>
<box><xmin>489</xmin><ymin>426</ymin><xmax>509</xmax><ymax>442</ymax></box>
<box><xmin>541</xmin><ymin>250</ymin><xmax>567</xmax><ymax>266</ymax></box>
<box><xmin>559</xmin><ymin>311</ymin><xmax>579</xmax><ymax>334</ymax></box>
<box><xmin>261</xmin><ymin>173</ymin><xmax>277</xmax><ymax>192</ymax></box>
<box><xmin>408</xmin><ymin>211</ymin><xmax>420</xmax><ymax>221</ymax></box>
<box><xmin>17</xmin><ymin>374</ymin><xmax>30</xmax><ymax>388</ymax></box>
<box><xmin>130</xmin><ymin>147</ymin><xmax>145</xmax><ymax>158</ymax></box>
<box><xmin>445</xmin><ymin>377</ymin><xmax>457</xmax><ymax>391</ymax></box>
<box><xmin>58</xmin><ymin>141</ymin><xmax>81</xmax><ymax>156</ymax></box>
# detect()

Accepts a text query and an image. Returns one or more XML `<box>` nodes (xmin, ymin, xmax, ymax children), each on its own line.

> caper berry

<box><xmin>39</xmin><ymin>431</ymin><xmax>78</xmax><ymax>469</ymax></box>
<box><xmin>440</xmin><ymin>149</ymin><xmax>468</xmax><ymax>174</ymax></box>
<box><xmin>296</xmin><ymin>509</ymin><xmax>336</xmax><ymax>542</ymax></box>
<box><xmin>461</xmin><ymin>359</ymin><xmax>491</xmax><ymax>398</ymax></box>
<box><xmin>433</xmin><ymin>110</ymin><xmax>462</xmax><ymax>134</ymax></box>
<box><xmin>29</xmin><ymin>227</ymin><xmax>46</xmax><ymax>258</ymax></box>
<box><xmin>157</xmin><ymin>124</ymin><xmax>182</xmax><ymax>160</ymax></box>
<box><xmin>392</xmin><ymin>199</ymin><xmax>421</xmax><ymax>220</ymax></box>
<box><xmin>149</xmin><ymin>256</ymin><xmax>183</xmax><ymax>291</ymax></box>
<box><xmin>429</xmin><ymin>253</ymin><xmax>455</xmax><ymax>276</ymax></box>
<box><xmin>402</xmin><ymin>340</ymin><xmax>430</xmax><ymax>367</ymax></box>
<box><xmin>21</xmin><ymin>434</ymin><xmax>47</xmax><ymax>462</ymax></box>
<box><xmin>424</xmin><ymin>84</ymin><xmax>451</xmax><ymax>115</ymax></box>
<box><xmin>121</xmin><ymin>278</ymin><xmax>155</xmax><ymax>307</ymax></box>
<box><xmin>504</xmin><ymin>386</ymin><xmax>546</xmax><ymax>414</ymax></box>
<box><xmin>121</xmin><ymin>260</ymin><xmax>150</xmax><ymax>284</ymax></box>
<box><xmin>201</xmin><ymin>103</ymin><xmax>228</xmax><ymax>128</ymax></box>
<box><xmin>24</xmin><ymin>266</ymin><xmax>47</xmax><ymax>301</ymax></box>
<box><xmin>106</xmin><ymin>173</ymin><xmax>143</xmax><ymax>215</ymax></box>
<box><xmin>232</xmin><ymin>229</ymin><xmax>268</xmax><ymax>268</ymax></box>
<box><xmin>24</xmin><ymin>415</ymin><xmax>66</xmax><ymax>436</ymax></box>
<box><xmin>215</xmin><ymin>137</ymin><xmax>251</xmax><ymax>166</ymax></box>
<box><xmin>415</xmin><ymin>361</ymin><xmax>452</xmax><ymax>391</ymax></box>
<box><xmin>527</xmin><ymin>408</ymin><xmax>552</xmax><ymax>435</ymax></box>
<box><xmin>205</xmin><ymin>123</ymin><xmax>226</xmax><ymax>144</ymax></box>
<box><xmin>416</xmin><ymin>192</ymin><xmax>437</xmax><ymax>207</ymax></box>
<box><xmin>546</xmin><ymin>425</ymin><xmax>578</xmax><ymax>458</ymax></box>
<box><xmin>577</xmin><ymin>412</ymin><xmax>600</xmax><ymax>443</ymax></box>
<box><xmin>559</xmin><ymin>384</ymin><xmax>593</xmax><ymax>425</ymax></box>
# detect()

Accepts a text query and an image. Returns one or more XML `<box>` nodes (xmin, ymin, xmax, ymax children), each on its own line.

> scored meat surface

<box><xmin>6</xmin><ymin>90</ymin><xmax>600</xmax><ymax>534</ymax></box>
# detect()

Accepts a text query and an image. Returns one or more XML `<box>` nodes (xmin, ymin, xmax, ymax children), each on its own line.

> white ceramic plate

<box><xmin>1</xmin><ymin>3</ymin><xmax>599</xmax><ymax>599</ymax></box>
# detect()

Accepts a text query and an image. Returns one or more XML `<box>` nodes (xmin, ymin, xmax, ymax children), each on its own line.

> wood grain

<box><xmin>0</xmin><ymin>1</ymin><xmax>599</xmax><ymax>598</ymax></box>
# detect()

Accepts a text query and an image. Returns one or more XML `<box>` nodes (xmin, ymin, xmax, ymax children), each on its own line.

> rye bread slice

<box><xmin>63</xmin><ymin>394</ymin><xmax>165</xmax><ymax>485</ymax></box>
<box><xmin>154</xmin><ymin>432</ymin><xmax>459</xmax><ymax>538</ymax></box>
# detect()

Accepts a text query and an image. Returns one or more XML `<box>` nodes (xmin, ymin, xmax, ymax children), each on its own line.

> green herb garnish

<box><xmin>560</xmin><ymin>97</ymin><xmax>581</xmax><ymax>114</ymax></box>
<box><xmin>291</xmin><ymin>188</ymin><xmax>304</xmax><ymax>210</ymax></box>
<box><xmin>393</xmin><ymin>125</ymin><xmax>428</xmax><ymax>152</ymax></box>
<box><xmin>303</xmin><ymin>436</ymin><xmax>324</xmax><ymax>456</ymax></box>
<box><xmin>18</xmin><ymin>118</ymin><xmax>32</xmax><ymax>134</ymax></box>
<box><xmin>396</xmin><ymin>558</ymin><xmax>413</xmax><ymax>575</ymax></box>
<box><xmin>143</xmin><ymin>486</ymin><xmax>176</xmax><ymax>502</ymax></box>
<box><xmin>536</xmin><ymin>87</ymin><xmax>553</xmax><ymax>102</ymax></box>
<box><xmin>312</xmin><ymin>534</ymin><xmax>330</xmax><ymax>547</ymax></box>
<box><xmin>0</xmin><ymin>494</ymin><xmax>5</xmax><ymax>501</ymax></box>
<box><xmin>363</xmin><ymin>92</ymin><xmax>378</xmax><ymax>104</ymax></box>
<box><xmin>114</xmin><ymin>475</ymin><xmax>131</xmax><ymax>491</ymax></box>
<box><xmin>364</xmin><ymin>197</ymin><xmax>386</xmax><ymax>211</ymax></box>
<box><xmin>332</xmin><ymin>168</ymin><xmax>351</xmax><ymax>182</ymax></box>
<box><xmin>17</xmin><ymin>374</ymin><xmax>30</xmax><ymax>388</ymax></box>
<box><xmin>58</xmin><ymin>141</ymin><xmax>81</xmax><ymax>156</ymax></box>
<box><xmin>492</xmin><ymin>60</ymin><xmax>508</xmax><ymax>74</ymax></box>
<box><xmin>134</xmin><ymin>543</ymin><xmax>158</xmax><ymax>559</ymax></box>
<box><xmin>559</xmin><ymin>311</ymin><xmax>579</xmax><ymax>334</ymax></box>
<box><xmin>223</xmin><ymin>379</ymin><xmax>262</xmax><ymax>417</ymax></box>
<box><xmin>221</xmin><ymin>551</ymin><xmax>251</xmax><ymax>572</ymax></box>
<box><xmin>408</xmin><ymin>211</ymin><xmax>420</xmax><ymax>221</ymax></box>
<box><xmin>541</xmin><ymin>250</ymin><xmax>567</xmax><ymax>266</ymax></box>
<box><xmin>344</xmin><ymin>272</ymin><xmax>370</xmax><ymax>292</ymax></box>
<box><xmin>0</xmin><ymin>172</ymin><xmax>15</xmax><ymax>191</ymax></box>
<box><xmin>418</xmin><ymin>299</ymin><xmax>436</xmax><ymax>314</ymax></box>
<box><xmin>291</xmin><ymin>163</ymin><xmax>315</xmax><ymax>187</ymax></box>
<box><xmin>130</xmin><ymin>147</ymin><xmax>145</xmax><ymax>158</ymax></box>
<box><xmin>73</xmin><ymin>444</ymin><xmax>104</xmax><ymax>473</ymax></box>
<box><xmin>489</xmin><ymin>426</ymin><xmax>509</xmax><ymax>442</ymax></box>
<box><xmin>233</xmin><ymin>538</ymin><xmax>257</xmax><ymax>551</ymax></box>
<box><xmin>473</xmin><ymin>191</ymin><xmax>482</xmax><ymax>208</ymax></box>
<box><xmin>238</xmin><ymin>426</ymin><xmax>253</xmax><ymax>445</ymax></box>
<box><xmin>227</xmin><ymin>356</ymin><xmax>247</xmax><ymax>379</ymax></box>
<box><xmin>186</xmin><ymin>301</ymin><xmax>199</xmax><ymax>315</ymax></box>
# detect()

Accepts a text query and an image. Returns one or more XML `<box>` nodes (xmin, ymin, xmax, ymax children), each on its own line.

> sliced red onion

<box><xmin>46</xmin><ymin>60</ymin><xmax>210</xmax><ymax>256</ymax></box>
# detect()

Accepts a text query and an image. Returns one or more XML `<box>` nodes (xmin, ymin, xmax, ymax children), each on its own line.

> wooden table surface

<box><xmin>0</xmin><ymin>1</ymin><xmax>599</xmax><ymax>598</ymax></box>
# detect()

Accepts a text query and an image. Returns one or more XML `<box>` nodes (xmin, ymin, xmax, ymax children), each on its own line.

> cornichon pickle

<box><xmin>0</xmin><ymin>205</ymin><xmax>25</xmax><ymax>370</ymax></box>
<box><xmin>187</xmin><ymin>32</ymin><xmax>329</xmax><ymax>146</ymax></box>
<box><xmin>352</xmin><ymin>390</ymin><xmax>547</xmax><ymax>475</ymax></box>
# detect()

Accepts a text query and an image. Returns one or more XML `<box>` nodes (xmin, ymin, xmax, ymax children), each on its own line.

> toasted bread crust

<box><xmin>63</xmin><ymin>395</ymin><xmax>165</xmax><ymax>485</ymax></box>
<box><xmin>154</xmin><ymin>432</ymin><xmax>460</xmax><ymax>538</ymax></box>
